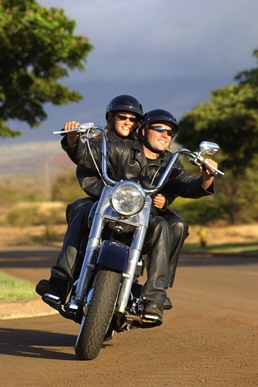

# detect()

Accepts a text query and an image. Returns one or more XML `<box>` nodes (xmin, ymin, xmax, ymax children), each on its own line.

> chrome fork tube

<box><xmin>116</xmin><ymin>224</ymin><xmax>148</xmax><ymax>313</ymax></box>
<box><xmin>74</xmin><ymin>191</ymin><xmax>110</xmax><ymax>304</ymax></box>
<box><xmin>74</xmin><ymin>236</ymin><xmax>100</xmax><ymax>304</ymax></box>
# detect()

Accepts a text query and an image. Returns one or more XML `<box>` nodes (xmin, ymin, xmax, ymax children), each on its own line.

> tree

<box><xmin>0</xmin><ymin>0</ymin><xmax>93</xmax><ymax>138</ymax></box>
<box><xmin>176</xmin><ymin>49</ymin><xmax>258</xmax><ymax>224</ymax></box>
<box><xmin>176</xmin><ymin>50</ymin><xmax>258</xmax><ymax>177</ymax></box>
<box><xmin>235</xmin><ymin>49</ymin><xmax>258</xmax><ymax>88</ymax></box>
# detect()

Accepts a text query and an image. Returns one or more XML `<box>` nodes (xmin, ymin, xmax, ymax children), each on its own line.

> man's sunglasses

<box><xmin>116</xmin><ymin>114</ymin><xmax>138</xmax><ymax>123</ymax></box>
<box><xmin>149</xmin><ymin>125</ymin><xmax>175</xmax><ymax>137</ymax></box>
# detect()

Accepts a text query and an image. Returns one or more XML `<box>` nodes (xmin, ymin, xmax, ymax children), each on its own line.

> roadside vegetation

<box><xmin>0</xmin><ymin>169</ymin><xmax>257</xmax><ymax>256</ymax></box>
<box><xmin>0</xmin><ymin>272</ymin><xmax>37</xmax><ymax>302</ymax></box>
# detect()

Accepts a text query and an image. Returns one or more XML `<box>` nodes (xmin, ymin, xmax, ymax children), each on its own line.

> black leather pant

<box><xmin>51</xmin><ymin>201</ymin><xmax>93</xmax><ymax>286</ymax></box>
<box><xmin>66</xmin><ymin>197</ymin><xmax>94</xmax><ymax>224</ymax></box>
<box><xmin>161</xmin><ymin>210</ymin><xmax>189</xmax><ymax>287</ymax></box>
<box><xmin>141</xmin><ymin>216</ymin><xmax>171</xmax><ymax>305</ymax></box>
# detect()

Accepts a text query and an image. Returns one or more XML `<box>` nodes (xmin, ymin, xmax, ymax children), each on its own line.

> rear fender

<box><xmin>97</xmin><ymin>240</ymin><xmax>129</xmax><ymax>272</ymax></box>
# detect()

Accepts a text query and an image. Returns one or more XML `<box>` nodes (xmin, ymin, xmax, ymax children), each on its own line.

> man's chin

<box><xmin>155</xmin><ymin>146</ymin><xmax>167</xmax><ymax>152</ymax></box>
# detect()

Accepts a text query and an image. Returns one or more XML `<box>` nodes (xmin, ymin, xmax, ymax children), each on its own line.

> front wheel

<box><xmin>75</xmin><ymin>268</ymin><xmax>121</xmax><ymax>360</ymax></box>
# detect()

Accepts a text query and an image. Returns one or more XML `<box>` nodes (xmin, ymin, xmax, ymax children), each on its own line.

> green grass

<box><xmin>0</xmin><ymin>272</ymin><xmax>38</xmax><ymax>302</ymax></box>
<box><xmin>182</xmin><ymin>242</ymin><xmax>258</xmax><ymax>255</ymax></box>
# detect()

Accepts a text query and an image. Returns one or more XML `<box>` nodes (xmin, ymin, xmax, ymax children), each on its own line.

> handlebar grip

<box><xmin>59</xmin><ymin>129</ymin><xmax>66</xmax><ymax>136</ymax></box>
<box><xmin>53</xmin><ymin>122</ymin><xmax>97</xmax><ymax>136</ymax></box>
<box><xmin>202</xmin><ymin>161</ymin><xmax>225</xmax><ymax>176</ymax></box>
<box><xmin>53</xmin><ymin>128</ymin><xmax>81</xmax><ymax>135</ymax></box>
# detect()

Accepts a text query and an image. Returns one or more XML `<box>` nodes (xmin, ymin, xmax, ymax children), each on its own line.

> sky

<box><xmin>3</xmin><ymin>0</ymin><xmax>258</xmax><ymax>144</ymax></box>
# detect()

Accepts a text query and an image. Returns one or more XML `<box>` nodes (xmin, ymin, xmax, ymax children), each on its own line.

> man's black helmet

<box><xmin>141</xmin><ymin>109</ymin><xmax>178</xmax><ymax>133</ymax></box>
<box><xmin>105</xmin><ymin>94</ymin><xmax>143</xmax><ymax>119</ymax></box>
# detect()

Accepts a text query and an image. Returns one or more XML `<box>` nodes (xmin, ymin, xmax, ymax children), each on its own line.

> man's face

<box><xmin>143</xmin><ymin>122</ymin><xmax>173</xmax><ymax>152</ymax></box>
<box><xmin>114</xmin><ymin>112</ymin><xmax>138</xmax><ymax>137</ymax></box>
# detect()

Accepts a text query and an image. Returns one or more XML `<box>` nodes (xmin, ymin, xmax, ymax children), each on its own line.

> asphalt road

<box><xmin>0</xmin><ymin>247</ymin><xmax>257</xmax><ymax>386</ymax></box>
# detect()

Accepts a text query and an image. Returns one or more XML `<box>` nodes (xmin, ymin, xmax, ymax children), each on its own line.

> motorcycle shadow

<box><xmin>0</xmin><ymin>327</ymin><xmax>78</xmax><ymax>361</ymax></box>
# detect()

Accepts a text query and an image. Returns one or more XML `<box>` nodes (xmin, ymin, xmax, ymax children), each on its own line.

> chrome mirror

<box><xmin>199</xmin><ymin>141</ymin><xmax>220</xmax><ymax>155</ymax></box>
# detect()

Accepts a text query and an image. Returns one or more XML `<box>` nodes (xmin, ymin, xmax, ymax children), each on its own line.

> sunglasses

<box><xmin>149</xmin><ymin>125</ymin><xmax>175</xmax><ymax>137</ymax></box>
<box><xmin>116</xmin><ymin>114</ymin><xmax>138</xmax><ymax>123</ymax></box>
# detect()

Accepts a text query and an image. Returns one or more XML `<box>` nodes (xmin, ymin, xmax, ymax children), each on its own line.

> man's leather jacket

<box><xmin>62</xmin><ymin>136</ymin><xmax>214</xmax><ymax>200</ymax></box>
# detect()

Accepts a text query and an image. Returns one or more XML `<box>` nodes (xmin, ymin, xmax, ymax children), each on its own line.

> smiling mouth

<box><xmin>158</xmin><ymin>139</ymin><xmax>167</xmax><ymax>144</ymax></box>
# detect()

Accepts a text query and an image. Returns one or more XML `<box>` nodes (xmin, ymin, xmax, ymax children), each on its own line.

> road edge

<box><xmin>0</xmin><ymin>298</ymin><xmax>57</xmax><ymax>320</ymax></box>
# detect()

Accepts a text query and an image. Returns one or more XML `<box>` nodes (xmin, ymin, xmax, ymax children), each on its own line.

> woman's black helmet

<box><xmin>141</xmin><ymin>109</ymin><xmax>178</xmax><ymax>133</ymax></box>
<box><xmin>105</xmin><ymin>94</ymin><xmax>143</xmax><ymax>119</ymax></box>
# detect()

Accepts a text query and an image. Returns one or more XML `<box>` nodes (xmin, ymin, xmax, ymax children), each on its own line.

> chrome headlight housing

<box><xmin>110</xmin><ymin>181</ymin><xmax>145</xmax><ymax>216</ymax></box>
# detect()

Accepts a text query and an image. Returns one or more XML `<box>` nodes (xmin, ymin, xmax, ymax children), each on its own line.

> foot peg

<box><xmin>142</xmin><ymin>313</ymin><xmax>163</xmax><ymax>326</ymax></box>
<box><xmin>42</xmin><ymin>293</ymin><xmax>62</xmax><ymax>310</ymax></box>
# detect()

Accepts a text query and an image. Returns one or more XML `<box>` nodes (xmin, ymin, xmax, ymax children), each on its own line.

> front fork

<box><xmin>74</xmin><ymin>194</ymin><xmax>152</xmax><ymax>309</ymax></box>
<box><xmin>116</xmin><ymin>234</ymin><xmax>146</xmax><ymax>313</ymax></box>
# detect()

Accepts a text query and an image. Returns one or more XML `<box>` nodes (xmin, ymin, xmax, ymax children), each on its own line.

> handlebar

<box><xmin>53</xmin><ymin>122</ymin><xmax>97</xmax><ymax>135</ymax></box>
<box><xmin>188</xmin><ymin>152</ymin><xmax>224</xmax><ymax>175</ymax></box>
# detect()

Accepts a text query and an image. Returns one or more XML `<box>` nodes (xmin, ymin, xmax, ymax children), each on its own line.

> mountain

<box><xmin>0</xmin><ymin>141</ymin><xmax>75</xmax><ymax>186</ymax></box>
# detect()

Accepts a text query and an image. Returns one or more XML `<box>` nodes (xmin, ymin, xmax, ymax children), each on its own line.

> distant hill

<box><xmin>0</xmin><ymin>141</ymin><xmax>75</xmax><ymax>186</ymax></box>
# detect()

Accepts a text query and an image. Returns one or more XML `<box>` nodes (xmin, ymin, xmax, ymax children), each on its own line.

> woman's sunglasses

<box><xmin>116</xmin><ymin>114</ymin><xmax>138</xmax><ymax>123</ymax></box>
<box><xmin>149</xmin><ymin>125</ymin><xmax>175</xmax><ymax>138</ymax></box>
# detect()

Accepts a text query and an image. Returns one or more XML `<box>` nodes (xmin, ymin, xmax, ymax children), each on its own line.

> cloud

<box><xmin>40</xmin><ymin>0</ymin><xmax>258</xmax><ymax>80</ymax></box>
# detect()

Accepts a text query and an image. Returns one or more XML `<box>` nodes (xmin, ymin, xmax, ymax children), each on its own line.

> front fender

<box><xmin>97</xmin><ymin>240</ymin><xmax>129</xmax><ymax>272</ymax></box>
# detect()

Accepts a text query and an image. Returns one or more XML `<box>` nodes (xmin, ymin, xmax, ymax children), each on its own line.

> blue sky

<box><xmin>3</xmin><ymin>0</ymin><xmax>258</xmax><ymax>144</ymax></box>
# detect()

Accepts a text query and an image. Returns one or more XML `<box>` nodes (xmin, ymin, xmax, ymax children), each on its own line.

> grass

<box><xmin>0</xmin><ymin>272</ymin><xmax>38</xmax><ymax>302</ymax></box>
<box><xmin>182</xmin><ymin>242</ymin><xmax>258</xmax><ymax>255</ymax></box>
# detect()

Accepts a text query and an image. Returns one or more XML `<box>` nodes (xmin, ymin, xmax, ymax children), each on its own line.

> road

<box><xmin>0</xmin><ymin>247</ymin><xmax>257</xmax><ymax>386</ymax></box>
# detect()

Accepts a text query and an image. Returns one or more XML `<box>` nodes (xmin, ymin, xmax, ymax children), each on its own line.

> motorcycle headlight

<box><xmin>110</xmin><ymin>181</ymin><xmax>145</xmax><ymax>216</ymax></box>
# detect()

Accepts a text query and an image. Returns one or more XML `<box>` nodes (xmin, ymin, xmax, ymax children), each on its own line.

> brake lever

<box><xmin>189</xmin><ymin>154</ymin><xmax>225</xmax><ymax>176</ymax></box>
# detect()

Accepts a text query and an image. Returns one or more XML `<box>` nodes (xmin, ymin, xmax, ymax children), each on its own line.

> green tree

<box><xmin>235</xmin><ymin>49</ymin><xmax>258</xmax><ymax>88</ymax></box>
<box><xmin>176</xmin><ymin>49</ymin><xmax>258</xmax><ymax>224</ymax></box>
<box><xmin>177</xmin><ymin>83</ymin><xmax>258</xmax><ymax>176</ymax></box>
<box><xmin>0</xmin><ymin>0</ymin><xmax>93</xmax><ymax>138</ymax></box>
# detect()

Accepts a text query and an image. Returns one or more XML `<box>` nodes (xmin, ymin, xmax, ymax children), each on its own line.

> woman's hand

<box><xmin>153</xmin><ymin>193</ymin><xmax>166</xmax><ymax>209</ymax></box>
<box><xmin>63</xmin><ymin>121</ymin><xmax>81</xmax><ymax>147</ymax></box>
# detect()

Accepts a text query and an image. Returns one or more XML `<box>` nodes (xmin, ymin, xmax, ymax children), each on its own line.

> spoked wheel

<box><xmin>75</xmin><ymin>268</ymin><xmax>121</xmax><ymax>360</ymax></box>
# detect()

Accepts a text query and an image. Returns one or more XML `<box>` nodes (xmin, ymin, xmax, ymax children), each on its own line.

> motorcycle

<box><xmin>42</xmin><ymin>122</ymin><xmax>224</xmax><ymax>360</ymax></box>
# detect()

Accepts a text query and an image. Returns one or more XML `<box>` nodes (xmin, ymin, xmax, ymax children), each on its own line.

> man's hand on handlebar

<box><xmin>199</xmin><ymin>158</ymin><xmax>218</xmax><ymax>189</ymax></box>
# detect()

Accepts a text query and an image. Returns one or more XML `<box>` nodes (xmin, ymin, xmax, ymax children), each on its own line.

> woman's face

<box><xmin>114</xmin><ymin>111</ymin><xmax>138</xmax><ymax>137</ymax></box>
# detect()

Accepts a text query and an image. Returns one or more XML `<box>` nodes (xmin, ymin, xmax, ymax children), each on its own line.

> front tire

<box><xmin>75</xmin><ymin>268</ymin><xmax>121</xmax><ymax>360</ymax></box>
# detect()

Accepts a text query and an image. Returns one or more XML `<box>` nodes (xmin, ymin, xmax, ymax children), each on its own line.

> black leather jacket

<box><xmin>76</xmin><ymin>130</ymin><xmax>136</xmax><ymax>200</ymax></box>
<box><xmin>62</xmin><ymin>135</ymin><xmax>214</xmax><ymax>200</ymax></box>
